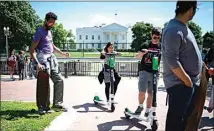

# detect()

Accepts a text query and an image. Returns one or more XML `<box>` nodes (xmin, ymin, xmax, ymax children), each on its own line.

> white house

<box><xmin>76</xmin><ymin>23</ymin><xmax>133</xmax><ymax>49</ymax></box>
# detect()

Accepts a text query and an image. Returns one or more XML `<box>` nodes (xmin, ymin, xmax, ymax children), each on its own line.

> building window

<box><xmin>86</xmin><ymin>35</ymin><xmax>88</xmax><ymax>40</ymax></box>
<box><xmin>79</xmin><ymin>35</ymin><xmax>82</xmax><ymax>40</ymax></box>
<box><xmin>92</xmin><ymin>43</ymin><xmax>94</xmax><ymax>47</ymax></box>
<box><xmin>122</xmin><ymin>35</ymin><xmax>125</xmax><ymax>40</ymax></box>
<box><xmin>98</xmin><ymin>35</ymin><xmax>100</xmax><ymax>40</ymax></box>
<box><xmin>115</xmin><ymin>35</ymin><xmax>117</xmax><ymax>41</ymax></box>
<box><xmin>92</xmin><ymin>35</ymin><xmax>94</xmax><ymax>40</ymax></box>
<box><xmin>122</xmin><ymin>43</ymin><xmax>125</xmax><ymax>49</ymax></box>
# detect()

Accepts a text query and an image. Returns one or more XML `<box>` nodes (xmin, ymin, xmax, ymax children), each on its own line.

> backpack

<box><xmin>19</xmin><ymin>55</ymin><xmax>25</xmax><ymax>67</ymax></box>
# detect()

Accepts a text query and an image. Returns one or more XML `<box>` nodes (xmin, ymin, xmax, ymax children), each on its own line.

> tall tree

<box><xmin>0</xmin><ymin>1</ymin><xmax>41</xmax><ymax>52</ymax></box>
<box><xmin>187</xmin><ymin>21</ymin><xmax>203</xmax><ymax>45</ymax></box>
<box><xmin>203</xmin><ymin>31</ymin><xmax>214</xmax><ymax>48</ymax></box>
<box><xmin>51</xmin><ymin>23</ymin><xmax>67</xmax><ymax>49</ymax></box>
<box><xmin>66</xmin><ymin>30</ymin><xmax>75</xmax><ymax>49</ymax></box>
<box><xmin>131</xmin><ymin>22</ymin><xmax>153</xmax><ymax>51</ymax></box>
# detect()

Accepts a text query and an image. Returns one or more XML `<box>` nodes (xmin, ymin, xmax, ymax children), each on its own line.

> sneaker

<box><xmin>134</xmin><ymin>106</ymin><xmax>144</xmax><ymax>115</ymax></box>
<box><xmin>44</xmin><ymin>107</ymin><xmax>55</xmax><ymax>113</ymax></box>
<box><xmin>38</xmin><ymin>108</ymin><xmax>46</xmax><ymax>115</ymax></box>
<box><xmin>207</xmin><ymin>107</ymin><xmax>213</xmax><ymax>113</ymax></box>
<box><xmin>144</xmin><ymin>112</ymin><xmax>149</xmax><ymax>117</ymax></box>
<box><xmin>52</xmin><ymin>104</ymin><xmax>68</xmax><ymax>112</ymax></box>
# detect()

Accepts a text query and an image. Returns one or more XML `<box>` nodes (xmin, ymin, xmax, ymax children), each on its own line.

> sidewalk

<box><xmin>1</xmin><ymin>75</ymin><xmax>213</xmax><ymax>131</ymax></box>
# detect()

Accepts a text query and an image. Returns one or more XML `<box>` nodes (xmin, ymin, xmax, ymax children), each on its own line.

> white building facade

<box><xmin>76</xmin><ymin>23</ymin><xmax>133</xmax><ymax>49</ymax></box>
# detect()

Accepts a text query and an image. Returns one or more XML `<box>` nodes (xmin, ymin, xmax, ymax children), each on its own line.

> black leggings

<box><xmin>18</xmin><ymin>66</ymin><xmax>24</xmax><ymax>80</ymax></box>
<box><xmin>105</xmin><ymin>82</ymin><xmax>117</xmax><ymax>101</ymax></box>
<box><xmin>105</xmin><ymin>71</ymin><xmax>121</xmax><ymax>101</ymax></box>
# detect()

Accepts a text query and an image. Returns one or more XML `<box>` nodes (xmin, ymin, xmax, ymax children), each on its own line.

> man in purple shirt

<box><xmin>30</xmin><ymin>12</ymin><xmax>70</xmax><ymax>114</ymax></box>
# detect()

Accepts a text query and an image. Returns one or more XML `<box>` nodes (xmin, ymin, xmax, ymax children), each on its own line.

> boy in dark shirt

<box><xmin>134</xmin><ymin>28</ymin><xmax>161</xmax><ymax>116</ymax></box>
<box><xmin>17</xmin><ymin>50</ymin><xmax>26</xmax><ymax>80</ymax></box>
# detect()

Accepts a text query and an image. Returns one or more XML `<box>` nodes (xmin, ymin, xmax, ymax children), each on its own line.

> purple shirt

<box><xmin>33</xmin><ymin>27</ymin><xmax>54</xmax><ymax>54</ymax></box>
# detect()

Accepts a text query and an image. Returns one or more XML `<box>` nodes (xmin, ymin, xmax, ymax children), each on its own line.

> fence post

<box><xmin>64</xmin><ymin>62</ymin><xmax>68</xmax><ymax>78</ymax></box>
<box><xmin>74</xmin><ymin>60</ymin><xmax>77</xmax><ymax>75</ymax></box>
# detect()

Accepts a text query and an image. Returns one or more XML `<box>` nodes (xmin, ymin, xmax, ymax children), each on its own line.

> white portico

<box><xmin>76</xmin><ymin>23</ymin><xmax>132</xmax><ymax>49</ymax></box>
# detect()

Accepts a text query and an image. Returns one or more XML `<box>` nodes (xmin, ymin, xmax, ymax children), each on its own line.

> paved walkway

<box><xmin>1</xmin><ymin>75</ymin><xmax>214</xmax><ymax>131</ymax></box>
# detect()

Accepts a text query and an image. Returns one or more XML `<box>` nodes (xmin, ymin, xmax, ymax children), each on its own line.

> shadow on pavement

<box><xmin>73</xmin><ymin>103</ymin><xmax>110</xmax><ymax>113</ymax></box>
<box><xmin>1</xmin><ymin>77</ymin><xmax>35</xmax><ymax>83</ymax></box>
<box><xmin>199</xmin><ymin>116</ymin><xmax>214</xmax><ymax>130</ymax></box>
<box><xmin>0</xmin><ymin>77</ymin><xmax>16</xmax><ymax>82</ymax></box>
<box><xmin>97</xmin><ymin>117</ymin><xmax>148</xmax><ymax>131</ymax></box>
<box><xmin>0</xmin><ymin>109</ymin><xmax>40</xmax><ymax>120</ymax></box>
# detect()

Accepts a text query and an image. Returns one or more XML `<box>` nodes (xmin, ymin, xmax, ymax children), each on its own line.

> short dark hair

<box><xmin>104</xmin><ymin>42</ymin><xmax>113</xmax><ymax>53</ymax></box>
<box><xmin>45</xmin><ymin>12</ymin><xmax>57</xmax><ymax>21</ymax></box>
<box><xmin>175</xmin><ymin>1</ymin><xmax>197</xmax><ymax>16</ymax></box>
<box><xmin>152</xmin><ymin>28</ymin><xmax>161</xmax><ymax>36</ymax></box>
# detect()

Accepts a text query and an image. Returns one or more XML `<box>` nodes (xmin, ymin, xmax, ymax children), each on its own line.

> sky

<box><xmin>30</xmin><ymin>2</ymin><xmax>213</xmax><ymax>36</ymax></box>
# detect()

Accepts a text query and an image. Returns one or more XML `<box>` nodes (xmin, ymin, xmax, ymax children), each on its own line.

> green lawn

<box><xmin>0</xmin><ymin>101</ymin><xmax>61</xmax><ymax>131</ymax></box>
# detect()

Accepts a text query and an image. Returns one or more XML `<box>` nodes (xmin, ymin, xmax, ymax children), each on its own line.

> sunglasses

<box><xmin>152</xmin><ymin>36</ymin><xmax>160</xmax><ymax>40</ymax></box>
<box><xmin>193</xmin><ymin>6</ymin><xmax>199</xmax><ymax>12</ymax></box>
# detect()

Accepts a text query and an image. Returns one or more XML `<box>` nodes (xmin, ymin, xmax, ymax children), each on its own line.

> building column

<box><xmin>102</xmin><ymin>32</ymin><xmax>104</xmax><ymax>48</ymax></box>
<box><xmin>126</xmin><ymin>32</ymin><xmax>128</xmax><ymax>49</ymax></box>
<box><xmin>110</xmin><ymin>32</ymin><xmax>112</xmax><ymax>43</ymax></box>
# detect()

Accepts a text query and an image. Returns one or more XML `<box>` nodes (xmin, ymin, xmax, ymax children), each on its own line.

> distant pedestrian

<box><xmin>17</xmin><ymin>50</ymin><xmax>27</xmax><ymax>80</ymax></box>
<box><xmin>7</xmin><ymin>48</ymin><xmax>16</xmax><ymax>80</ymax></box>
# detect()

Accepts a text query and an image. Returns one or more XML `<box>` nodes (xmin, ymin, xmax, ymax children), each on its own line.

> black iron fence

<box><xmin>0</xmin><ymin>60</ymin><xmax>163</xmax><ymax>77</ymax></box>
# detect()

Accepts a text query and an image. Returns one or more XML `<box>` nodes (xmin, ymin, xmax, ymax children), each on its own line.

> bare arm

<box><xmin>53</xmin><ymin>44</ymin><xmax>64</xmax><ymax>56</ymax></box>
<box><xmin>136</xmin><ymin>49</ymin><xmax>147</xmax><ymax>58</ymax></box>
<box><xmin>171</xmin><ymin>66</ymin><xmax>192</xmax><ymax>86</ymax></box>
<box><xmin>136</xmin><ymin>52</ymin><xmax>144</xmax><ymax>58</ymax></box>
<box><xmin>30</xmin><ymin>41</ymin><xmax>40</xmax><ymax>65</ymax></box>
<box><xmin>52</xmin><ymin>44</ymin><xmax>70</xmax><ymax>57</ymax></box>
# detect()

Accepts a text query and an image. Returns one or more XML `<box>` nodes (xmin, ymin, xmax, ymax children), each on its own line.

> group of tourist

<box><xmin>5</xmin><ymin>0</ymin><xmax>213</xmax><ymax>130</ymax></box>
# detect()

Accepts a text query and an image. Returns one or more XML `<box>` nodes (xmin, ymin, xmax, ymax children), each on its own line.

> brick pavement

<box><xmin>1</xmin><ymin>75</ymin><xmax>213</xmax><ymax>131</ymax></box>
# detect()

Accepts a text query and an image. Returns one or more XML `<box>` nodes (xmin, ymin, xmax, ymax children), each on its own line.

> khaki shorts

<box><xmin>138</xmin><ymin>71</ymin><xmax>153</xmax><ymax>93</ymax></box>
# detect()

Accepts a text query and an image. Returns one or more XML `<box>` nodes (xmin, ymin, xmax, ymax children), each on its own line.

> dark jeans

<box><xmin>165</xmin><ymin>84</ymin><xmax>197</xmax><ymax>131</ymax></box>
<box><xmin>18</xmin><ymin>66</ymin><xmax>25</xmax><ymax>80</ymax></box>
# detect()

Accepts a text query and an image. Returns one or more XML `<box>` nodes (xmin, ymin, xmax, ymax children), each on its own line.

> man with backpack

<box><xmin>17</xmin><ymin>50</ymin><xmax>27</xmax><ymax>80</ymax></box>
